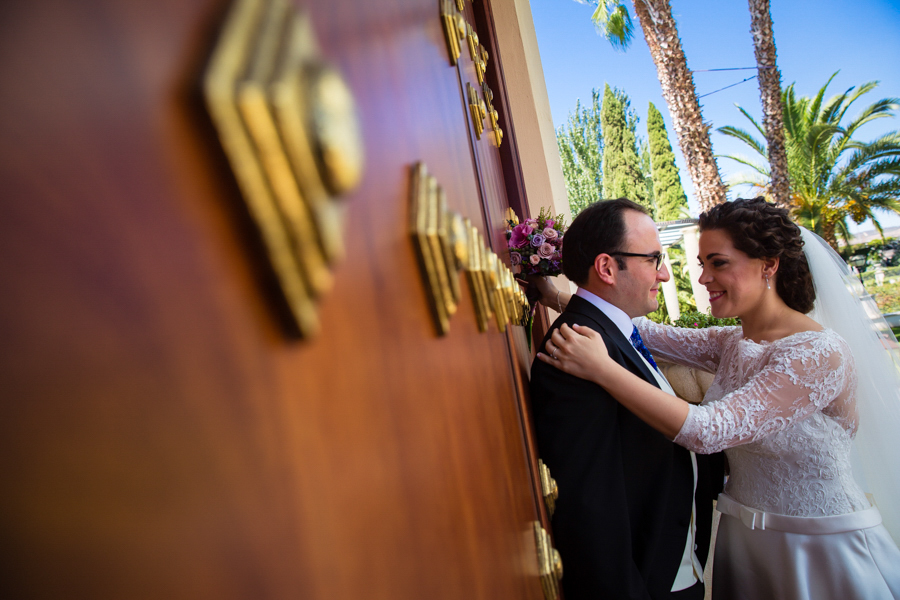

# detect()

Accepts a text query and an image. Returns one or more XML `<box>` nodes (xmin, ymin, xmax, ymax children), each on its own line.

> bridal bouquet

<box><xmin>506</xmin><ymin>207</ymin><xmax>566</xmax><ymax>277</ymax></box>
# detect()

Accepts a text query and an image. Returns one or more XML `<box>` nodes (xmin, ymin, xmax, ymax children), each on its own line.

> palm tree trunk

<box><xmin>631</xmin><ymin>0</ymin><xmax>727</xmax><ymax>212</ymax></box>
<box><xmin>748</xmin><ymin>0</ymin><xmax>790</xmax><ymax>208</ymax></box>
<box><xmin>821</xmin><ymin>218</ymin><xmax>839</xmax><ymax>251</ymax></box>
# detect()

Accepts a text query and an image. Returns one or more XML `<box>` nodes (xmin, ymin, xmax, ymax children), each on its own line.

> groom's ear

<box><xmin>593</xmin><ymin>254</ymin><xmax>617</xmax><ymax>285</ymax></box>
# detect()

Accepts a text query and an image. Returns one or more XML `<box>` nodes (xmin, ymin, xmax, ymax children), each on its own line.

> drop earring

<box><xmin>765</xmin><ymin>275</ymin><xmax>771</xmax><ymax>290</ymax></box>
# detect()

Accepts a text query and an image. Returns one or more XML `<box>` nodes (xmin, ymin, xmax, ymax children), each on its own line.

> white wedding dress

<box><xmin>637</xmin><ymin>318</ymin><xmax>900</xmax><ymax>600</ymax></box>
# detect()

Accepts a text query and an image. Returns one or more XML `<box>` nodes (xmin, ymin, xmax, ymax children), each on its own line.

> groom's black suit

<box><xmin>530</xmin><ymin>295</ymin><xmax>723</xmax><ymax>600</ymax></box>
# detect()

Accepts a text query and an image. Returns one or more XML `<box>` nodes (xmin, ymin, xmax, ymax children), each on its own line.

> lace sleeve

<box><xmin>635</xmin><ymin>317</ymin><xmax>735</xmax><ymax>373</ymax></box>
<box><xmin>673</xmin><ymin>333</ymin><xmax>856</xmax><ymax>454</ymax></box>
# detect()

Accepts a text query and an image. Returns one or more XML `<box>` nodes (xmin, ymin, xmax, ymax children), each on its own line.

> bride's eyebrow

<box><xmin>702</xmin><ymin>253</ymin><xmax>727</xmax><ymax>260</ymax></box>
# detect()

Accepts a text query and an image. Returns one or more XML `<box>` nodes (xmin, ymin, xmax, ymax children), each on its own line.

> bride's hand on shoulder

<box><xmin>538</xmin><ymin>323</ymin><xmax>611</xmax><ymax>383</ymax></box>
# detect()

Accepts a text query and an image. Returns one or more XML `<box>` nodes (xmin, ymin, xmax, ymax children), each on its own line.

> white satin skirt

<box><xmin>712</xmin><ymin>493</ymin><xmax>900</xmax><ymax>600</ymax></box>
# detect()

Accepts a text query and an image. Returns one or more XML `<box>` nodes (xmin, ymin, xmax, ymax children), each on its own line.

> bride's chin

<box><xmin>710</xmin><ymin>305</ymin><xmax>738</xmax><ymax>320</ymax></box>
<box><xmin>708</xmin><ymin>304</ymin><xmax>726</xmax><ymax>319</ymax></box>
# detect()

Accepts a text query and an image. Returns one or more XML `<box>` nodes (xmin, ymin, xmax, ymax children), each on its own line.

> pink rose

<box><xmin>508</xmin><ymin>223</ymin><xmax>534</xmax><ymax>248</ymax></box>
<box><xmin>529</xmin><ymin>254</ymin><xmax>542</xmax><ymax>266</ymax></box>
<box><xmin>545</xmin><ymin>220</ymin><xmax>555</xmax><ymax>227</ymax></box>
<box><xmin>524</xmin><ymin>218</ymin><xmax>539</xmax><ymax>230</ymax></box>
<box><xmin>542</xmin><ymin>227</ymin><xmax>558</xmax><ymax>240</ymax></box>
<box><xmin>510</xmin><ymin>252</ymin><xmax>522</xmax><ymax>266</ymax></box>
<box><xmin>538</xmin><ymin>243</ymin><xmax>554</xmax><ymax>258</ymax></box>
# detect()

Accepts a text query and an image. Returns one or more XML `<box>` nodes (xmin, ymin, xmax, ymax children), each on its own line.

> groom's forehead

<box><xmin>622</xmin><ymin>213</ymin><xmax>660</xmax><ymax>248</ymax></box>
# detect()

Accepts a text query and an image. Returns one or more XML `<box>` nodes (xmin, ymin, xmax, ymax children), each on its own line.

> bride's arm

<box><xmin>539</xmin><ymin>324</ymin><xmax>690</xmax><ymax>439</ymax></box>
<box><xmin>635</xmin><ymin>317</ymin><xmax>731</xmax><ymax>372</ymax></box>
<box><xmin>539</xmin><ymin>326</ymin><xmax>852</xmax><ymax>453</ymax></box>
<box><xmin>675</xmin><ymin>338</ymin><xmax>850</xmax><ymax>453</ymax></box>
<box><xmin>529</xmin><ymin>276</ymin><xmax>571</xmax><ymax>312</ymax></box>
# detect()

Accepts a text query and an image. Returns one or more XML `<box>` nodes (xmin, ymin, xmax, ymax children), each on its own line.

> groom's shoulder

<box><xmin>558</xmin><ymin>299</ymin><xmax>623</xmax><ymax>347</ymax></box>
<box><xmin>532</xmin><ymin>306</ymin><xmax>624</xmax><ymax>377</ymax></box>
<box><xmin>537</xmin><ymin>307</ymin><xmax>610</xmax><ymax>352</ymax></box>
<box><xmin>557</xmin><ymin>295</ymin><xmax>609</xmax><ymax>329</ymax></box>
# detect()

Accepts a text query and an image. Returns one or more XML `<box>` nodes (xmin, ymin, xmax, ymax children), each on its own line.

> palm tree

<box><xmin>580</xmin><ymin>0</ymin><xmax>727</xmax><ymax>211</ymax></box>
<box><xmin>718</xmin><ymin>74</ymin><xmax>900</xmax><ymax>248</ymax></box>
<box><xmin>747</xmin><ymin>0</ymin><xmax>790</xmax><ymax>208</ymax></box>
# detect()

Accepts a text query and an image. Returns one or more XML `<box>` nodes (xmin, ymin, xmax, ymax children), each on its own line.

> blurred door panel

<box><xmin>0</xmin><ymin>0</ymin><xmax>551</xmax><ymax>598</ymax></box>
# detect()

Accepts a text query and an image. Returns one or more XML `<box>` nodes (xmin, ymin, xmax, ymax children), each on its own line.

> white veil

<box><xmin>801</xmin><ymin>227</ymin><xmax>900</xmax><ymax>542</ymax></box>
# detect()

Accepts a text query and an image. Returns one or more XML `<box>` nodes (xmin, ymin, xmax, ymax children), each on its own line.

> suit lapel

<box><xmin>565</xmin><ymin>295</ymin><xmax>661</xmax><ymax>388</ymax></box>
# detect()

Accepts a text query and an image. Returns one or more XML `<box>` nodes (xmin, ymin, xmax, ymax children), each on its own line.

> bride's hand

<box><xmin>524</xmin><ymin>275</ymin><xmax>570</xmax><ymax>311</ymax></box>
<box><xmin>538</xmin><ymin>323</ymin><xmax>611</xmax><ymax>383</ymax></box>
<box><xmin>527</xmin><ymin>275</ymin><xmax>556</xmax><ymax>304</ymax></box>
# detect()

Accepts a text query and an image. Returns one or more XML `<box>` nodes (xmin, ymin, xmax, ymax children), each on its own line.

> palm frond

<box><xmin>717</xmin><ymin>125</ymin><xmax>768</xmax><ymax>158</ymax></box>
<box><xmin>831</xmin><ymin>80</ymin><xmax>880</xmax><ymax>124</ymax></box>
<box><xmin>808</xmin><ymin>72</ymin><xmax>840</xmax><ymax>123</ymax></box>
<box><xmin>717</xmin><ymin>153</ymin><xmax>770</xmax><ymax>176</ymax></box>
<box><xmin>736</xmin><ymin>105</ymin><xmax>767</xmax><ymax>138</ymax></box>
<box><xmin>722</xmin><ymin>71</ymin><xmax>900</xmax><ymax>248</ymax></box>
<box><xmin>590</xmin><ymin>0</ymin><xmax>634</xmax><ymax>50</ymax></box>
<box><xmin>726</xmin><ymin>175</ymin><xmax>768</xmax><ymax>192</ymax></box>
<box><xmin>843</xmin><ymin>97</ymin><xmax>900</xmax><ymax>138</ymax></box>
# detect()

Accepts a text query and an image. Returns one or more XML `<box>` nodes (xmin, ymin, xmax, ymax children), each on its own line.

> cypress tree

<box><xmin>640</xmin><ymin>139</ymin><xmax>655</xmax><ymax>212</ymax></box>
<box><xmin>647</xmin><ymin>102</ymin><xmax>688</xmax><ymax>221</ymax></box>
<box><xmin>556</xmin><ymin>90</ymin><xmax>602</xmax><ymax>217</ymax></box>
<box><xmin>600</xmin><ymin>85</ymin><xmax>651</xmax><ymax>214</ymax></box>
<box><xmin>646</xmin><ymin>102</ymin><xmax>694</xmax><ymax>319</ymax></box>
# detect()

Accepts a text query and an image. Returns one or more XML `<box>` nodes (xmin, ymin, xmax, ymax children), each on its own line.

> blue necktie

<box><xmin>630</xmin><ymin>325</ymin><xmax>659</xmax><ymax>372</ymax></box>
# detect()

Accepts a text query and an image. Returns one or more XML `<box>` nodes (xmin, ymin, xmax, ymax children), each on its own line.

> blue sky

<box><xmin>529</xmin><ymin>0</ymin><xmax>900</xmax><ymax>231</ymax></box>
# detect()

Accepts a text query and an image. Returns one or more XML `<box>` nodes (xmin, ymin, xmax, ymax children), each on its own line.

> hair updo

<box><xmin>698</xmin><ymin>197</ymin><xmax>815</xmax><ymax>314</ymax></box>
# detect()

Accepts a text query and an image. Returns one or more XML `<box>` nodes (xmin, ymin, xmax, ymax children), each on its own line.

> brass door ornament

<box><xmin>441</xmin><ymin>0</ymin><xmax>466</xmax><ymax>66</ymax></box>
<box><xmin>409</xmin><ymin>163</ymin><xmax>527</xmax><ymax>336</ymax></box>
<box><xmin>533</xmin><ymin>522</ymin><xmax>563</xmax><ymax>600</ymax></box>
<box><xmin>467</xmin><ymin>83</ymin><xmax>486</xmax><ymax>139</ymax></box>
<box><xmin>204</xmin><ymin>0</ymin><xmax>363</xmax><ymax>337</ymax></box>
<box><xmin>538</xmin><ymin>460</ymin><xmax>559</xmax><ymax>517</ymax></box>
<box><xmin>466</xmin><ymin>24</ymin><xmax>479</xmax><ymax>64</ymax></box>
<box><xmin>472</xmin><ymin>41</ymin><xmax>488</xmax><ymax>85</ymax></box>
<box><xmin>410</xmin><ymin>163</ymin><xmax>453</xmax><ymax>334</ymax></box>
<box><xmin>482</xmin><ymin>84</ymin><xmax>502</xmax><ymax>147</ymax></box>
<box><xmin>439</xmin><ymin>1</ymin><xmax>500</xmax><ymax>146</ymax></box>
<box><xmin>466</xmin><ymin>225</ymin><xmax>492</xmax><ymax>333</ymax></box>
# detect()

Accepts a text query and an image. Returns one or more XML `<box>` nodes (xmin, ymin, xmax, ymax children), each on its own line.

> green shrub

<box><xmin>871</xmin><ymin>279</ymin><xmax>900</xmax><ymax>313</ymax></box>
<box><xmin>860</xmin><ymin>266</ymin><xmax>900</xmax><ymax>287</ymax></box>
<box><xmin>672</xmin><ymin>309</ymin><xmax>740</xmax><ymax>329</ymax></box>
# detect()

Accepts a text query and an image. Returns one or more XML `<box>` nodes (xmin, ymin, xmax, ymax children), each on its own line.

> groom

<box><xmin>530</xmin><ymin>199</ymin><xmax>723</xmax><ymax>600</ymax></box>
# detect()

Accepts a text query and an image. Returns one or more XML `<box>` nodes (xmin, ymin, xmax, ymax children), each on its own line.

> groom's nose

<box><xmin>657</xmin><ymin>263</ymin><xmax>671</xmax><ymax>282</ymax></box>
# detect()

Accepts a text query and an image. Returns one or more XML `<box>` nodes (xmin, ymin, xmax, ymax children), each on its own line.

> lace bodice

<box><xmin>637</xmin><ymin>318</ymin><xmax>870</xmax><ymax>517</ymax></box>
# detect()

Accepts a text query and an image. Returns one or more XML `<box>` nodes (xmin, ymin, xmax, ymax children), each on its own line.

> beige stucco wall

<box><xmin>492</xmin><ymin>0</ymin><xmax>574</xmax><ymax>307</ymax></box>
<box><xmin>490</xmin><ymin>0</ymin><xmax>569</xmax><ymax>224</ymax></box>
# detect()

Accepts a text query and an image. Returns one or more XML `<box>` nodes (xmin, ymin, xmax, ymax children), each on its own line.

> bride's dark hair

<box><xmin>699</xmin><ymin>197</ymin><xmax>815</xmax><ymax>314</ymax></box>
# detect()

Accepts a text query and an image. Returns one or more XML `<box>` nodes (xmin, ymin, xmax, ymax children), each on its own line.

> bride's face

<box><xmin>697</xmin><ymin>228</ymin><xmax>769</xmax><ymax>319</ymax></box>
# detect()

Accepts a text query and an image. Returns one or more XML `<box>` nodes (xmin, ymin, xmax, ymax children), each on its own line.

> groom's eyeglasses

<box><xmin>609</xmin><ymin>251</ymin><xmax>666</xmax><ymax>271</ymax></box>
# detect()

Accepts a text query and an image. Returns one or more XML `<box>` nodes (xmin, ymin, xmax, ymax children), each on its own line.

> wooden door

<box><xmin>0</xmin><ymin>0</ymin><xmax>553</xmax><ymax>598</ymax></box>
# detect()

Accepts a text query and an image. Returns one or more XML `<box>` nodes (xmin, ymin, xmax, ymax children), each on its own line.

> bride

<box><xmin>537</xmin><ymin>198</ymin><xmax>900</xmax><ymax>599</ymax></box>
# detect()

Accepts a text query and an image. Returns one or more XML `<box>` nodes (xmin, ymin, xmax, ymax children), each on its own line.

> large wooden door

<box><xmin>0</xmin><ymin>0</ymin><xmax>554</xmax><ymax>598</ymax></box>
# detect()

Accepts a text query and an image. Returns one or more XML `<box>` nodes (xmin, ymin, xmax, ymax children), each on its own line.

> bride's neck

<box><xmin>739</xmin><ymin>297</ymin><xmax>804</xmax><ymax>343</ymax></box>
